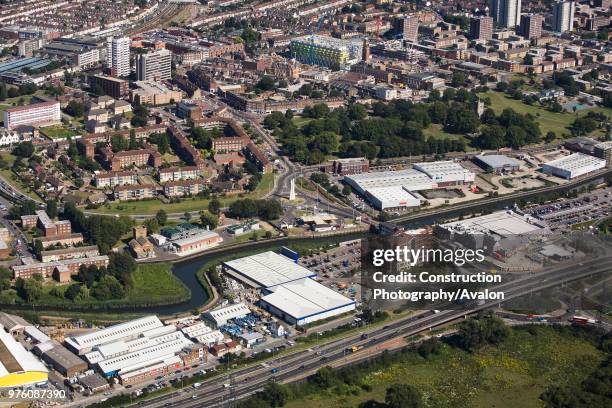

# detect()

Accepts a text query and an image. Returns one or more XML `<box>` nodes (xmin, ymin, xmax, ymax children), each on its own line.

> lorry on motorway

<box><xmin>350</xmin><ymin>345</ymin><xmax>363</xmax><ymax>353</ymax></box>
<box><xmin>569</xmin><ymin>316</ymin><xmax>596</xmax><ymax>325</ymax></box>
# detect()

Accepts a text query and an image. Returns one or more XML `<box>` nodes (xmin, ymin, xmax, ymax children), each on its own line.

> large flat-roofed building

<box><xmin>260</xmin><ymin>278</ymin><xmax>356</xmax><ymax>326</ymax></box>
<box><xmin>64</xmin><ymin>316</ymin><xmax>164</xmax><ymax>355</ymax></box>
<box><xmin>435</xmin><ymin>210</ymin><xmax>549</xmax><ymax>251</ymax></box>
<box><xmin>0</xmin><ymin>324</ymin><xmax>48</xmax><ymax>388</ymax></box>
<box><xmin>130</xmin><ymin>81</ymin><xmax>183</xmax><ymax>106</ymax></box>
<box><xmin>289</xmin><ymin>35</ymin><xmax>362</xmax><ymax>69</ymax></box>
<box><xmin>344</xmin><ymin>169</ymin><xmax>433</xmax><ymax>211</ymax></box>
<box><xmin>344</xmin><ymin>169</ymin><xmax>433</xmax><ymax>195</ymax></box>
<box><xmin>88</xmin><ymin>75</ymin><xmax>129</xmax><ymax>98</ymax></box>
<box><xmin>365</xmin><ymin>186</ymin><xmax>422</xmax><ymax>211</ymax></box>
<box><xmin>11</xmin><ymin>255</ymin><xmax>109</xmax><ymax>280</ymax></box>
<box><xmin>222</xmin><ymin>251</ymin><xmax>316</xmax><ymax>288</ymax></box>
<box><xmin>158</xmin><ymin>166</ymin><xmax>201</xmax><ymax>183</ymax></box>
<box><xmin>94</xmin><ymin>171</ymin><xmax>139</xmax><ymax>188</ymax></box>
<box><xmin>473</xmin><ymin>155</ymin><xmax>521</xmax><ymax>174</ymax></box>
<box><xmin>67</xmin><ymin>317</ymin><xmax>200</xmax><ymax>384</ymax></box>
<box><xmin>412</xmin><ymin>161</ymin><xmax>475</xmax><ymax>186</ymax></box>
<box><xmin>542</xmin><ymin>153</ymin><xmax>606</xmax><ymax>180</ymax></box>
<box><xmin>39</xmin><ymin>245</ymin><xmax>99</xmax><ymax>263</ymax></box>
<box><xmin>2</xmin><ymin>100</ymin><xmax>60</xmax><ymax>129</ymax></box>
<box><xmin>38</xmin><ymin>342</ymin><xmax>88</xmax><ymax>377</ymax></box>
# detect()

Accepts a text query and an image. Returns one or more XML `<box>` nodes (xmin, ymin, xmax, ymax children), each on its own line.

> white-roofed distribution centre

<box><xmin>221</xmin><ymin>251</ymin><xmax>355</xmax><ymax>326</ymax></box>
<box><xmin>260</xmin><ymin>278</ymin><xmax>356</xmax><ymax>326</ymax></box>
<box><xmin>222</xmin><ymin>251</ymin><xmax>315</xmax><ymax>288</ymax></box>
<box><xmin>542</xmin><ymin>153</ymin><xmax>606</xmax><ymax>180</ymax></box>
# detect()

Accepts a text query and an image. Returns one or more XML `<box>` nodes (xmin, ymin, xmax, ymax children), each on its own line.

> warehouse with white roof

<box><xmin>222</xmin><ymin>251</ymin><xmax>315</xmax><ymax>288</ymax></box>
<box><xmin>413</xmin><ymin>161</ymin><xmax>475</xmax><ymax>186</ymax></box>
<box><xmin>65</xmin><ymin>315</ymin><xmax>164</xmax><ymax>355</ymax></box>
<box><xmin>260</xmin><ymin>278</ymin><xmax>356</xmax><ymax>326</ymax></box>
<box><xmin>344</xmin><ymin>161</ymin><xmax>475</xmax><ymax>211</ymax></box>
<box><xmin>542</xmin><ymin>153</ymin><xmax>606</xmax><ymax>180</ymax></box>
<box><xmin>365</xmin><ymin>186</ymin><xmax>422</xmax><ymax>211</ymax></box>
<box><xmin>222</xmin><ymin>252</ymin><xmax>355</xmax><ymax>326</ymax></box>
<box><xmin>344</xmin><ymin>169</ymin><xmax>433</xmax><ymax>195</ymax></box>
<box><xmin>0</xmin><ymin>324</ymin><xmax>48</xmax><ymax>388</ymax></box>
<box><xmin>202</xmin><ymin>303</ymin><xmax>251</xmax><ymax>328</ymax></box>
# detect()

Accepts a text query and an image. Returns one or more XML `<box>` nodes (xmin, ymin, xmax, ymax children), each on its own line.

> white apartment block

<box><xmin>107</xmin><ymin>36</ymin><xmax>131</xmax><ymax>77</ymax></box>
<box><xmin>136</xmin><ymin>49</ymin><xmax>171</xmax><ymax>81</ymax></box>
<box><xmin>2</xmin><ymin>101</ymin><xmax>60</xmax><ymax>129</ymax></box>
<box><xmin>491</xmin><ymin>0</ymin><xmax>522</xmax><ymax>27</ymax></box>
<box><xmin>552</xmin><ymin>0</ymin><xmax>575</xmax><ymax>33</ymax></box>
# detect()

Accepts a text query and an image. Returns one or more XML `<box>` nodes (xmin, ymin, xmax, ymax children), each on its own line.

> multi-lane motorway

<box><xmin>127</xmin><ymin>255</ymin><xmax>611</xmax><ymax>408</ymax></box>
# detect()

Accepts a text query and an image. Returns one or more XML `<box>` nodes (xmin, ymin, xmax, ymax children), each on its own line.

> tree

<box><xmin>545</xmin><ymin>131</ymin><xmax>556</xmax><ymax>143</ymax></box>
<box><xmin>457</xmin><ymin>313</ymin><xmax>509</xmax><ymax>352</ymax></box>
<box><xmin>143</xmin><ymin>218</ymin><xmax>160</xmax><ymax>234</ymax></box>
<box><xmin>240</xmin><ymin>27</ymin><xmax>260</xmax><ymax>44</ymax></box>
<box><xmin>92</xmin><ymin>275</ymin><xmax>125</xmax><ymax>300</ymax></box>
<box><xmin>258</xmin><ymin>383</ymin><xmax>289</xmax><ymax>407</ymax></box>
<box><xmin>131</xmin><ymin>104</ymin><xmax>149</xmax><ymax>127</ymax></box>
<box><xmin>65</xmin><ymin>100</ymin><xmax>84</xmax><ymax>117</ymax></box>
<box><xmin>65</xmin><ymin>284</ymin><xmax>84</xmax><ymax>301</ymax></box>
<box><xmin>385</xmin><ymin>384</ymin><xmax>423</xmax><ymax>408</ymax></box>
<box><xmin>110</xmin><ymin>133</ymin><xmax>128</xmax><ymax>152</ymax></box>
<box><xmin>107</xmin><ymin>252</ymin><xmax>136</xmax><ymax>287</ymax></box>
<box><xmin>155</xmin><ymin>209</ymin><xmax>168</xmax><ymax>226</ymax></box>
<box><xmin>347</xmin><ymin>103</ymin><xmax>367</xmax><ymax>120</ymax></box>
<box><xmin>128</xmin><ymin>129</ymin><xmax>138</xmax><ymax>150</ymax></box>
<box><xmin>200</xmin><ymin>211</ymin><xmax>218</xmax><ymax>230</ymax></box>
<box><xmin>184</xmin><ymin>212</ymin><xmax>192</xmax><ymax>222</ymax></box>
<box><xmin>19</xmin><ymin>278</ymin><xmax>43</xmax><ymax>302</ymax></box>
<box><xmin>208</xmin><ymin>198</ymin><xmax>221</xmax><ymax>215</ymax></box>
<box><xmin>46</xmin><ymin>200</ymin><xmax>58</xmax><ymax>219</ymax></box>
<box><xmin>255</xmin><ymin>76</ymin><xmax>275</xmax><ymax>92</ymax></box>
<box><xmin>33</xmin><ymin>239</ymin><xmax>43</xmax><ymax>257</ymax></box>
<box><xmin>342</xmin><ymin>184</ymin><xmax>352</xmax><ymax>196</ymax></box>
<box><xmin>12</xmin><ymin>141</ymin><xmax>34</xmax><ymax>158</ymax></box>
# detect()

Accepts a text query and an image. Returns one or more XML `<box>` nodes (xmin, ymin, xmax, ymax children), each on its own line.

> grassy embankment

<box><xmin>286</xmin><ymin>325</ymin><xmax>607</xmax><ymax>408</ymax></box>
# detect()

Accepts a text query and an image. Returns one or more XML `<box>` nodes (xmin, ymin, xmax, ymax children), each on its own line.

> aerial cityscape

<box><xmin>0</xmin><ymin>0</ymin><xmax>610</xmax><ymax>407</ymax></box>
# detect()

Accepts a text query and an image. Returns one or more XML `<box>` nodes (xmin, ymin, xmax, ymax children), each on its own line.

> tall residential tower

<box><xmin>552</xmin><ymin>0</ymin><xmax>575</xmax><ymax>33</ymax></box>
<box><xmin>491</xmin><ymin>0</ymin><xmax>522</xmax><ymax>27</ymax></box>
<box><xmin>135</xmin><ymin>48</ymin><xmax>172</xmax><ymax>81</ymax></box>
<box><xmin>106</xmin><ymin>36</ymin><xmax>131</xmax><ymax>77</ymax></box>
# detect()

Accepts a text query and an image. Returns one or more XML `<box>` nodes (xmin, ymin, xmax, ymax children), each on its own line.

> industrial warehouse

<box><xmin>542</xmin><ymin>152</ymin><xmax>607</xmax><ymax>180</ymax></box>
<box><xmin>0</xmin><ymin>324</ymin><xmax>48</xmax><ymax>388</ymax></box>
<box><xmin>65</xmin><ymin>316</ymin><xmax>204</xmax><ymax>385</ymax></box>
<box><xmin>344</xmin><ymin>161</ymin><xmax>475</xmax><ymax>211</ymax></box>
<box><xmin>435</xmin><ymin>210</ymin><xmax>550</xmax><ymax>252</ymax></box>
<box><xmin>222</xmin><ymin>252</ymin><xmax>356</xmax><ymax>326</ymax></box>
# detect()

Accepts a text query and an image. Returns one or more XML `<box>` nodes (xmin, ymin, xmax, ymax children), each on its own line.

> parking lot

<box><xmin>525</xmin><ymin>187</ymin><xmax>612</xmax><ymax>230</ymax></box>
<box><xmin>297</xmin><ymin>240</ymin><xmax>362</xmax><ymax>301</ymax></box>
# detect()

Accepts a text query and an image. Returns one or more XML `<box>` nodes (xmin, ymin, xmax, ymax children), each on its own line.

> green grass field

<box><xmin>18</xmin><ymin>263</ymin><xmax>189</xmax><ymax>308</ymax></box>
<box><xmin>423</xmin><ymin>124</ymin><xmax>472</xmax><ymax>145</ymax></box>
<box><xmin>285</xmin><ymin>326</ymin><xmax>605</xmax><ymax>408</ymax></box>
<box><xmin>91</xmin><ymin>173</ymin><xmax>274</xmax><ymax>216</ymax></box>
<box><xmin>481</xmin><ymin>91</ymin><xmax>612</xmax><ymax>138</ymax></box>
